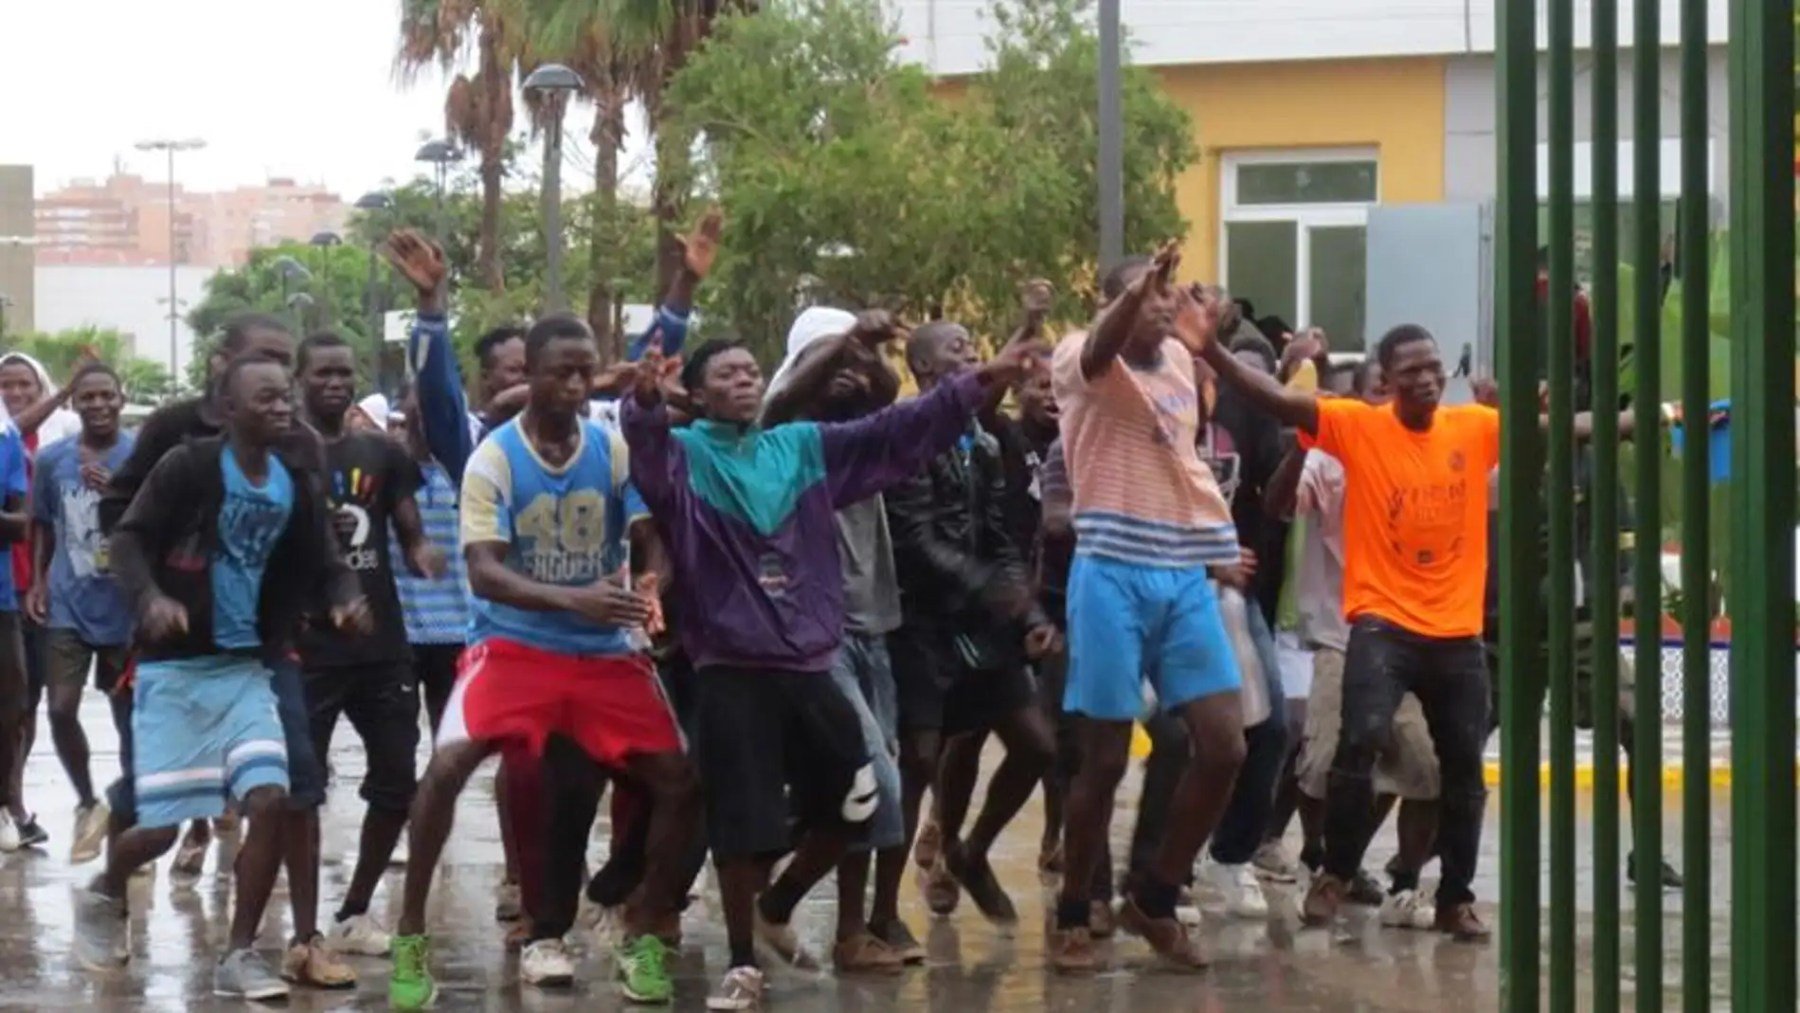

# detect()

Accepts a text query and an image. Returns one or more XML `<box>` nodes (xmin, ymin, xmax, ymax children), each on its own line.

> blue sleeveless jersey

<box><xmin>459</xmin><ymin>418</ymin><xmax>647</xmax><ymax>656</ymax></box>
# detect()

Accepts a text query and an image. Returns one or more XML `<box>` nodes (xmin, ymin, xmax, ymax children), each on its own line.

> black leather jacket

<box><xmin>885</xmin><ymin>420</ymin><xmax>1048</xmax><ymax>641</ymax></box>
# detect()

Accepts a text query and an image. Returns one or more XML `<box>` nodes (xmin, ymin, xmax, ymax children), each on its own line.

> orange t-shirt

<box><xmin>1303</xmin><ymin>399</ymin><xmax>1500</xmax><ymax>639</ymax></box>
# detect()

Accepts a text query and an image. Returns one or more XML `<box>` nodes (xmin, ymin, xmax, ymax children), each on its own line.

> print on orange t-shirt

<box><xmin>1302</xmin><ymin>398</ymin><xmax>1500</xmax><ymax>639</ymax></box>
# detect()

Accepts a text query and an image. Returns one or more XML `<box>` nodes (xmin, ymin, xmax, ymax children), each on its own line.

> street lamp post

<box><xmin>1097</xmin><ymin>0</ymin><xmax>1123</xmax><ymax>270</ymax></box>
<box><xmin>414</xmin><ymin>140</ymin><xmax>461</xmax><ymax>244</ymax></box>
<box><xmin>273</xmin><ymin>256</ymin><xmax>313</xmax><ymax>332</ymax></box>
<box><xmin>353</xmin><ymin>192</ymin><xmax>394</xmax><ymax>375</ymax></box>
<box><xmin>310</xmin><ymin>231</ymin><xmax>343</xmax><ymax>326</ymax></box>
<box><xmin>524</xmin><ymin>63</ymin><xmax>585</xmax><ymax>313</ymax></box>
<box><xmin>135</xmin><ymin>138</ymin><xmax>206</xmax><ymax>379</ymax></box>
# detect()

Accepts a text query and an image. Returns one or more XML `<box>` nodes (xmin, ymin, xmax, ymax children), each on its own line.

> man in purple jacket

<box><xmin>622</xmin><ymin>334</ymin><xmax>1039</xmax><ymax>1010</ymax></box>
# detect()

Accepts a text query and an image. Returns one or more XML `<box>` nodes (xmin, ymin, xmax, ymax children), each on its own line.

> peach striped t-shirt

<box><xmin>1051</xmin><ymin>332</ymin><xmax>1239</xmax><ymax>568</ymax></box>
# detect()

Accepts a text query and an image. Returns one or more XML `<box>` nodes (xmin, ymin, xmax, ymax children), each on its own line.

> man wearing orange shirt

<box><xmin>1202</xmin><ymin>323</ymin><xmax>1497</xmax><ymax>941</ymax></box>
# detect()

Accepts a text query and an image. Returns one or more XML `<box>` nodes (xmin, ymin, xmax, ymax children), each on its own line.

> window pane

<box><xmin>1225</xmin><ymin>221</ymin><xmax>1298</xmax><ymax>328</ymax></box>
<box><xmin>1307</xmin><ymin>225</ymin><xmax>1367</xmax><ymax>345</ymax></box>
<box><xmin>1237</xmin><ymin>161</ymin><xmax>1377</xmax><ymax>205</ymax></box>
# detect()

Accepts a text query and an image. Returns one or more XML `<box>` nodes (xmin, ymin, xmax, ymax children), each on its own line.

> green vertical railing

<box><xmin>1504</xmin><ymin>0</ymin><xmax>1797</xmax><ymax>1010</ymax></box>
<box><xmin>1588</xmin><ymin>1</ymin><xmax>1624</xmax><ymax>1010</ymax></box>
<box><xmin>1727</xmin><ymin>0</ymin><xmax>1797</xmax><ymax>1010</ymax></box>
<box><xmin>1676</xmin><ymin>2</ymin><xmax>1710</xmax><ymax>1011</ymax></box>
<box><xmin>1495</xmin><ymin>0</ymin><xmax>1540</xmax><ymax>1007</ymax></box>
<box><xmin>1629</xmin><ymin>1</ymin><xmax>1665</xmax><ymax>1009</ymax></box>
<box><xmin>1545</xmin><ymin>1</ymin><xmax>1578</xmax><ymax>1010</ymax></box>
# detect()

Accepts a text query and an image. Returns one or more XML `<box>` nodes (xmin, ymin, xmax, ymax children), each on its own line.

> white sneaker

<box><xmin>71</xmin><ymin>802</ymin><xmax>110</xmax><ymax>865</ymax></box>
<box><xmin>707</xmin><ymin>965</ymin><xmax>766</xmax><ymax>1010</ymax></box>
<box><xmin>1251</xmin><ymin>839</ymin><xmax>1301</xmax><ymax>883</ymax></box>
<box><xmin>0</xmin><ymin>810</ymin><xmax>20</xmax><ymax>852</ymax></box>
<box><xmin>1379</xmin><ymin>887</ymin><xmax>1437</xmax><ymax>930</ymax></box>
<box><xmin>327</xmin><ymin>912</ymin><xmax>392</xmax><ymax>956</ymax></box>
<box><xmin>520</xmin><ymin>938</ymin><xmax>575</xmax><ymax>988</ymax></box>
<box><xmin>1199</xmin><ymin>855</ymin><xmax>1271</xmax><ymax>919</ymax></box>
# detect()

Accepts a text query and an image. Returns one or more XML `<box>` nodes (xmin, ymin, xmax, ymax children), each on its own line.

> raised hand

<box><xmin>849</xmin><ymin>309</ymin><xmax>904</xmax><ymax>349</ymax></box>
<box><xmin>678</xmin><ymin>208</ymin><xmax>724</xmax><ymax>280</ymax></box>
<box><xmin>1170</xmin><ymin>283</ymin><xmax>1221</xmax><ymax>355</ymax></box>
<box><xmin>379</xmin><ymin>229</ymin><xmax>448</xmax><ymax>298</ymax></box>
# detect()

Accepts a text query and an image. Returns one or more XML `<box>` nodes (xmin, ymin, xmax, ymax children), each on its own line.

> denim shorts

<box><xmin>827</xmin><ymin>631</ymin><xmax>904</xmax><ymax>851</ymax></box>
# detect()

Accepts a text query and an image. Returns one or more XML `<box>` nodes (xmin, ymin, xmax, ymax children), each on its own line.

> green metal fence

<box><xmin>1496</xmin><ymin>1</ymin><xmax>1795</xmax><ymax>1010</ymax></box>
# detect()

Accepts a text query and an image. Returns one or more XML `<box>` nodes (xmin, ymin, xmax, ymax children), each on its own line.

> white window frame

<box><xmin>1219</xmin><ymin>148</ymin><xmax>1379</xmax><ymax>331</ymax></box>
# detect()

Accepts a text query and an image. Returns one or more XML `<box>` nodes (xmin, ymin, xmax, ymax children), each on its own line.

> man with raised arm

<box><xmin>1047</xmin><ymin>244</ymin><xmax>1246</xmax><ymax>974</ymax></box>
<box><xmin>621</xmin><ymin>326</ymin><xmax>1040</xmax><ymax>1010</ymax></box>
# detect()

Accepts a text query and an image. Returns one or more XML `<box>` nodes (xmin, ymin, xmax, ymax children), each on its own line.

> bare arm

<box><xmin>0</xmin><ymin>494</ymin><xmax>26</xmax><ymax>544</ymax></box>
<box><xmin>761</xmin><ymin>335</ymin><xmax>857</xmax><ymax>428</ymax></box>
<box><xmin>465</xmin><ymin>542</ymin><xmax>579</xmax><ymax>613</ymax></box>
<box><xmin>11</xmin><ymin>389</ymin><xmax>71</xmax><ymax>438</ymax></box>
<box><xmin>1200</xmin><ymin>340</ymin><xmax>1321</xmax><ymax>433</ymax></box>
<box><xmin>1262</xmin><ymin>440</ymin><xmax>1309</xmax><ymax>522</ymax></box>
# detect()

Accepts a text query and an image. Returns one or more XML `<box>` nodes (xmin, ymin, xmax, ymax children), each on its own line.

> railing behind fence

<box><xmin>1496</xmin><ymin>2</ymin><xmax>1795</xmax><ymax>1010</ymax></box>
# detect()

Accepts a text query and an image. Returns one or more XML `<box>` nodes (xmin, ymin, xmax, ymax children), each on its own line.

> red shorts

<box><xmin>439</xmin><ymin>639</ymin><xmax>683</xmax><ymax>766</ymax></box>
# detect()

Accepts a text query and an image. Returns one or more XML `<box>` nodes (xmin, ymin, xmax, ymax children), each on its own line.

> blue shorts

<box><xmin>133</xmin><ymin>655</ymin><xmax>290</xmax><ymax>829</ymax></box>
<box><xmin>1064</xmin><ymin>555</ymin><xmax>1240</xmax><ymax>721</ymax></box>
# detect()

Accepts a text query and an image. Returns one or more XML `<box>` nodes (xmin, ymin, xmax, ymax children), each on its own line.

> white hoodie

<box><xmin>0</xmin><ymin>353</ymin><xmax>81</xmax><ymax>449</ymax></box>
<box><xmin>763</xmin><ymin>307</ymin><xmax>859</xmax><ymax>406</ymax></box>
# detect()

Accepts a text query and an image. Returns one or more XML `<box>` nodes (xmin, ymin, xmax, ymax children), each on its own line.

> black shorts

<box><xmin>695</xmin><ymin>665</ymin><xmax>873</xmax><ymax>860</ymax></box>
<box><xmin>45</xmin><ymin>628</ymin><xmax>129</xmax><ymax>694</ymax></box>
<box><xmin>888</xmin><ymin>627</ymin><xmax>1036</xmax><ymax>736</ymax></box>
<box><xmin>305</xmin><ymin>659</ymin><xmax>421</xmax><ymax>813</ymax></box>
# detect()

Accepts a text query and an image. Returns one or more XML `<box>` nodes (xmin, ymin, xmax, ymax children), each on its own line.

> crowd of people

<box><xmin>0</xmin><ymin>214</ymin><xmax>1669</xmax><ymax>1008</ymax></box>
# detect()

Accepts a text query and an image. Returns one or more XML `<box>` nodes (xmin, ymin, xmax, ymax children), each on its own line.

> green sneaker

<box><xmin>390</xmin><ymin>933</ymin><xmax>437</xmax><ymax>1009</ymax></box>
<box><xmin>615</xmin><ymin>932</ymin><xmax>674</xmax><ymax>1004</ymax></box>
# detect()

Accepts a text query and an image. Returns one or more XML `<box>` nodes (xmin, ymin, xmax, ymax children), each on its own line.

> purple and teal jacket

<box><xmin>620</xmin><ymin>371</ymin><xmax>986</xmax><ymax>673</ymax></box>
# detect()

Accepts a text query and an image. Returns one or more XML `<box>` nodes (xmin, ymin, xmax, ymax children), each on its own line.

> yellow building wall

<box><xmin>1154</xmin><ymin>56</ymin><xmax>1448</xmax><ymax>282</ymax></box>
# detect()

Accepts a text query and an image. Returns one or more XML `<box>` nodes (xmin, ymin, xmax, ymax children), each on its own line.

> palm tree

<box><xmin>515</xmin><ymin>1</ymin><xmax>749</xmax><ymax>332</ymax></box>
<box><xmin>396</xmin><ymin>0</ymin><xmax>521</xmax><ymax>292</ymax></box>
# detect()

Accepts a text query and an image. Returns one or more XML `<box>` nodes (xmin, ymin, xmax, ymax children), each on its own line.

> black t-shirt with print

<box><xmin>299</xmin><ymin>431</ymin><xmax>421</xmax><ymax>668</ymax></box>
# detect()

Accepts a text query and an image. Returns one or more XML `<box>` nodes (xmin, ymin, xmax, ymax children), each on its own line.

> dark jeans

<box><xmin>1325</xmin><ymin>618</ymin><xmax>1489</xmax><ymax>910</ymax></box>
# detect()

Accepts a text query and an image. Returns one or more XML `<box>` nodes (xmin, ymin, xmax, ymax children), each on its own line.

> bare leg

<box><xmin>1056</xmin><ymin>719</ymin><xmax>1132</xmax><ymax>924</ymax></box>
<box><xmin>229</xmin><ymin>787</ymin><xmax>289</xmax><ymax>951</ymax></box>
<box><xmin>397</xmin><ymin>741</ymin><xmax>495</xmax><ymax>936</ymax></box>
<box><xmin>1146</xmin><ymin>693</ymin><xmax>1247</xmax><ymax>892</ymax></box>
<box><xmin>758</xmin><ymin>826</ymin><xmax>855</xmax><ymax>925</ymax></box>
<box><xmin>338</xmin><ymin>807</ymin><xmax>408</xmax><ymax>918</ymax></box>
<box><xmin>963</xmin><ymin>706</ymin><xmax>1054</xmax><ymax>860</ymax></box>
<box><xmin>48</xmin><ymin>680</ymin><xmax>96</xmax><ymax>807</ymax></box>
<box><xmin>1390</xmin><ymin>799</ymin><xmax>1439</xmax><ymax>889</ymax></box>
<box><xmin>96</xmin><ymin>824</ymin><xmax>179</xmax><ymax>897</ymax></box>
<box><xmin>619</xmin><ymin>751</ymin><xmax>701</xmax><ymax>938</ymax></box>
<box><xmin>836</xmin><ymin>851</ymin><xmax>871</xmax><ymax>940</ymax></box>
<box><xmin>718</xmin><ymin>856</ymin><xmax>769</xmax><ymax>968</ymax></box>
<box><xmin>873</xmin><ymin>727</ymin><xmax>940</xmax><ymax>927</ymax></box>
<box><xmin>933</xmin><ymin>731</ymin><xmax>983</xmax><ymax>847</ymax></box>
<box><xmin>285</xmin><ymin>807</ymin><xmax>321</xmax><ymax>944</ymax></box>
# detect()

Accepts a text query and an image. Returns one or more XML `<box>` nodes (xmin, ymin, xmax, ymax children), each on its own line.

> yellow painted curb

<box><xmin>1481</xmin><ymin>761</ymin><xmax>1739</xmax><ymax>788</ymax></box>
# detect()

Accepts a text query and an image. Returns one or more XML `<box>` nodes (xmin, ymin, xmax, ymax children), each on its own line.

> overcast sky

<box><xmin>0</xmin><ymin>0</ymin><xmax>648</xmax><ymax>199</ymax></box>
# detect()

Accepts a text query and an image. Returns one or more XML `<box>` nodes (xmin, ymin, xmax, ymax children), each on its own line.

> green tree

<box><xmin>667</xmin><ymin>0</ymin><xmax>1193</xmax><ymax>360</ymax></box>
<box><xmin>186</xmin><ymin>244</ymin><xmax>389</xmax><ymax>388</ymax></box>
<box><xmin>1</xmin><ymin>326</ymin><xmax>175</xmax><ymax>403</ymax></box>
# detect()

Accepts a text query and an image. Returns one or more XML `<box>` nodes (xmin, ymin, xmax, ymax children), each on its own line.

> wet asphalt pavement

<box><xmin>0</xmin><ymin>693</ymin><xmax>1737</xmax><ymax>1010</ymax></box>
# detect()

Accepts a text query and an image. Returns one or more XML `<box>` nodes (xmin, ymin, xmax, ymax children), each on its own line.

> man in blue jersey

<box><xmin>24</xmin><ymin>364</ymin><xmax>136</xmax><ymax>865</ymax></box>
<box><xmin>78</xmin><ymin>353</ymin><xmax>370</xmax><ymax>1000</ymax></box>
<box><xmin>384</xmin><ymin>304</ymin><xmax>698</xmax><ymax>1008</ymax></box>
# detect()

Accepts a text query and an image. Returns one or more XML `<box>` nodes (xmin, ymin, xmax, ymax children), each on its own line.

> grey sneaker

<box><xmin>73</xmin><ymin>885</ymin><xmax>129</xmax><ymax>970</ymax></box>
<box><xmin>214</xmin><ymin>948</ymin><xmax>291</xmax><ymax>1001</ymax></box>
